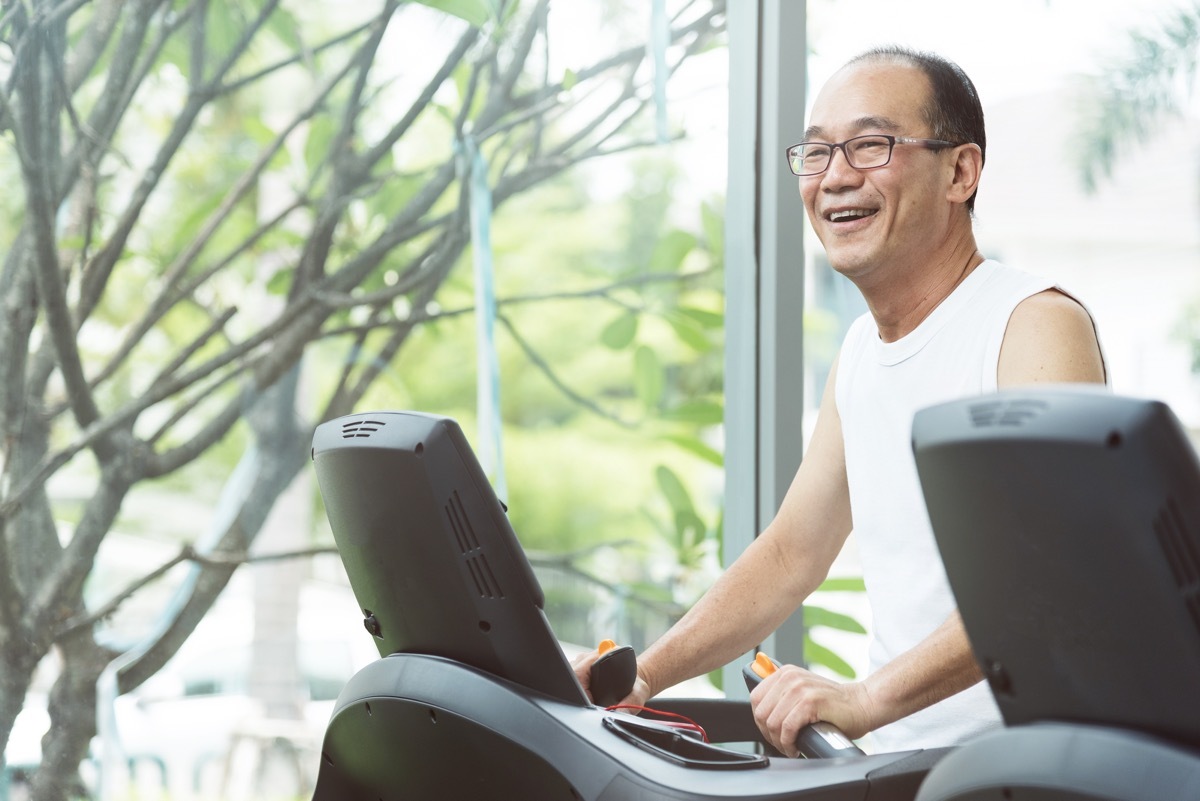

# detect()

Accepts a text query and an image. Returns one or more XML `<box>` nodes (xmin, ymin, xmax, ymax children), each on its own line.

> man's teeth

<box><xmin>829</xmin><ymin>209</ymin><xmax>873</xmax><ymax>222</ymax></box>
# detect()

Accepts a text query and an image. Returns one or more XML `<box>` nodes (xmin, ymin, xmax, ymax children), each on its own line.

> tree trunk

<box><xmin>0</xmin><ymin>647</ymin><xmax>38</xmax><ymax>777</ymax></box>
<box><xmin>30</xmin><ymin>633</ymin><xmax>112</xmax><ymax>801</ymax></box>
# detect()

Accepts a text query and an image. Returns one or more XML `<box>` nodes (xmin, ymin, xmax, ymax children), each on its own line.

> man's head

<box><xmin>846</xmin><ymin>47</ymin><xmax>986</xmax><ymax>212</ymax></box>
<box><xmin>797</xmin><ymin>48</ymin><xmax>986</xmax><ymax>282</ymax></box>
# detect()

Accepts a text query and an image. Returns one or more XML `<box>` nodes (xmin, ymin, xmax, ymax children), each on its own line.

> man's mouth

<box><xmin>825</xmin><ymin>208</ymin><xmax>878</xmax><ymax>223</ymax></box>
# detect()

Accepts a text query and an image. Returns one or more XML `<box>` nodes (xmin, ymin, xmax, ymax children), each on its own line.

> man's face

<box><xmin>799</xmin><ymin>61</ymin><xmax>956</xmax><ymax>282</ymax></box>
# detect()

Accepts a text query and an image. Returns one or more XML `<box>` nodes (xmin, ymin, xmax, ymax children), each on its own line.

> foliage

<box><xmin>0</xmin><ymin>0</ymin><xmax>726</xmax><ymax>797</ymax></box>
<box><xmin>1075</xmin><ymin>5</ymin><xmax>1200</xmax><ymax>377</ymax></box>
<box><xmin>1073</xmin><ymin>4</ymin><xmax>1200</xmax><ymax>193</ymax></box>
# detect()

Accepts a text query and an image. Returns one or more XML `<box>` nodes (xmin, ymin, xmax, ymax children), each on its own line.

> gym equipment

<box><xmin>309</xmin><ymin>411</ymin><xmax>947</xmax><ymax>800</ymax></box>
<box><xmin>911</xmin><ymin>386</ymin><xmax>1200</xmax><ymax>800</ymax></box>
<box><xmin>588</xmin><ymin>639</ymin><xmax>638</xmax><ymax>708</ymax></box>
<box><xmin>742</xmin><ymin>653</ymin><xmax>865</xmax><ymax>759</ymax></box>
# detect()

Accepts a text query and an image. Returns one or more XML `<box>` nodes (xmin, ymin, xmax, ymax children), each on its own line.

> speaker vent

<box><xmin>341</xmin><ymin>418</ymin><xmax>387</xmax><ymax>439</ymax></box>
<box><xmin>1154</xmin><ymin>497</ymin><xmax>1200</xmax><ymax>635</ymax></box>
<box><xmin>968</xmin><ymin>399</ymin><xmax>1048</xmax><ymax>428</ymax></box>
<box><xmin>446</xmin><ymin>491</ymin><xmax>503</xmax><ymax>599</ymax></box>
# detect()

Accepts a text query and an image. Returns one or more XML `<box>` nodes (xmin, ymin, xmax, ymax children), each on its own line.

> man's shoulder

<box><xmin>999</xmin><ymin>289</ymin><xmax>1107</xmax><ymax>386</ymax></box>
<box><xmin>1009</xmin><ymin>288</ymin><xmax>1095</xmax><ymax>330</ymax></box>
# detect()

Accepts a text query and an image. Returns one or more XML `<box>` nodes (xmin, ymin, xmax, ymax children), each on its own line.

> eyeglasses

<box><xmin>785</xmin><ymin>134</ymin><xmax>958</xmax><ymax>177</ymax></box>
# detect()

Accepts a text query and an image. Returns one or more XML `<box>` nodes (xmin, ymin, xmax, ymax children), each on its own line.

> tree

<box><xmin>0</xmin><ymin>0</ymin><xmax>726</xmax><ymax>797</ymax></box>
<box><xmin>1073</xmin><ymin>4</ymin><xmax>1199</xmax><ymax>194</ymax></box>
<box><xmin>1075</xmin><ymin>5</ymin><xmax>1200</xmax><ymax>377</ymax></box>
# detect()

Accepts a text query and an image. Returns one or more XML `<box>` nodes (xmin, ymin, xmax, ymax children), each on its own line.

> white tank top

<box><xmin>834</xmin><ymin>259</ymin><xmax>1099</xmax><ymax>751</ymax></box>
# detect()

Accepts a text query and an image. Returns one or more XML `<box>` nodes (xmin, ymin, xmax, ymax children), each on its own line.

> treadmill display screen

<box><xmin>913</xmin><ymin>386</ymin><xmax>1200</xmax><ymax>747</ymax></box>
<box><xmin>312</xmin><ymin>411</ymin><xmax>588</xmax><ymax>706</ymax></box>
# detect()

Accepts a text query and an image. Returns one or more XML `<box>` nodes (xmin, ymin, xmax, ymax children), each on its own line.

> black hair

<box><xmin>848</xmin><ymin>46</ymin><xmax>986</xmax><ymax>213</ymax></box>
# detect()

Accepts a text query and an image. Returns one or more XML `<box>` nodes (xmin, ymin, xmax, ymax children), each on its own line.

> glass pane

<box><xmin>351</xmin><ymin>1</ymin><xmax>730</xmax><ymax>684</ymax></box>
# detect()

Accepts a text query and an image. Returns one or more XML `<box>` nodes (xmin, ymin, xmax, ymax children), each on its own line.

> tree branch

<box><xmin>497</xmin><ymin>313</ymin><xmax>636</xmax><ymax>428</ymax></box>
<box><xmin>75</xmin><ymin>0</ymin><xmax>281</xmax><ymax>325</ymax></box>
<box><xmin>58</xmin><ymin>0</ymin><xmax>176</xmax><ymax>206</ymax></box>
<box><xmin>55</xmin><ymin>542</ymin><xmax>343</xmax><ymax>641</ymax></box>
<box><xmin>82</xmin><ymin>196</ymin><xmax>306</xmax><ymax>398</ymax></box>
<box><xmin>355</xmin><ymin>24</ymin><xmax>480</xmax><ymax>182</ymax></box>
<box><xmin>324</xmin><ymin>1</ymin><xmax>396</xmax><ymax>187</ymax></box>
<box><xmin>14</xmin><ymin>27</ymin><xmax>107</xmax><ymax>444</ymax></box>
<box><xmin>147</xmin><ymin>385</ymin><xmax>250</xmax><ymax>478</ymax></box>
<box><xmin>63</xmin><ymin>0</ymin><xmax>123</xmax><ymax>93</ymax></box>
<box><xmin>115</xmin><ymin>388</ymin><xmax>313</xmax><ymax>693</ymax></box>
<box><xmin>214</xmin><ymin>20</ymin><xmax>374</xmax><ymax>98</ymax></box>
<box><xmin>80</xmin><ymin>15</ymin><xmax>372</xmax><ymax>391</ymax></box>
<box><xmin>32</xmin><ymin>468</ymin><xmax>134</xmax><ymax>634</ymax></box>
<box><xmin>319</xmin><ymin>267</ymin><xmax>714</xmax><ymax>339</ymax></box>
<box><xmin>188</xmin><ymin>0</ymin><xmax>209</xmax><ymax>90</ymax></box>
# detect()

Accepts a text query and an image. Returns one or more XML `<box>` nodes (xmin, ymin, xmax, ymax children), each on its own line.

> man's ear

<box><xmin>946</xmin><ymin>143</ymin><xmax>983</xmax><ymax>205</ymax></box>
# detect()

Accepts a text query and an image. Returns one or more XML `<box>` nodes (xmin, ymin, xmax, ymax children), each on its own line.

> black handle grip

<box><xmin>742</xmin><ymin>656</ymin><xmax>865</xmax><ymax>759</ymax></box>
<box><xmin>590</xmin><ymin>644</ymin><xmax>637</xmax><ymax>707</ymax></box>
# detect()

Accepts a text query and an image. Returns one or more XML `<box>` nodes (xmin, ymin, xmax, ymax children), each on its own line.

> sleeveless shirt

<box><xmin>833</xmin><ymin>259</ymin><xmax>1101</xmax><ymax>751</ymax></box>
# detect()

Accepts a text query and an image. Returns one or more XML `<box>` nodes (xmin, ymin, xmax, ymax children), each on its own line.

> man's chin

<box><xmin>826</xmin><ymin>251</ymin><xmax>874</xmax><ymax>281</ymax></box>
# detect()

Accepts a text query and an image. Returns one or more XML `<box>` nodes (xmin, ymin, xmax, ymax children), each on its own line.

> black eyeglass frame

<box><xmin>785</xmin><ymin>134</ymin><xmax>959</xmax><ymax>177</ymax></box>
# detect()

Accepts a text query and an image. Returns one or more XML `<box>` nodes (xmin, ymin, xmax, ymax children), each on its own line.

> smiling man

<box><xmin>575</xmin><ymin>47</ymin><xmax>1107</xmax><ymax>754</ymax></box>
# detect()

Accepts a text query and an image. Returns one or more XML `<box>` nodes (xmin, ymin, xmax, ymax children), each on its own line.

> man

<box><xmin>574</xmin><ymin>46</ymin><xmax>1107</xmax><ymax>755</ymax></box>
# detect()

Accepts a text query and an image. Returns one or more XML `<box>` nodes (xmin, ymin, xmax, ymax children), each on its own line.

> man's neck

<box><xmin>857</xmin><ymin>237</ymin><xmax>984</xmax><ymax>343</ymax></box>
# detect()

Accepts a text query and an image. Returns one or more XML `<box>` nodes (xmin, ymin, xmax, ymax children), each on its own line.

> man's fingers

<box><xmin>751</xmin><ymin>665</ymin><xmax>821</xmax><ymax>757</ymax></box>
<box><xmin>570</xmin><ymin>648</ymin><xmax>602</xmax><ymax>697</ymax></box>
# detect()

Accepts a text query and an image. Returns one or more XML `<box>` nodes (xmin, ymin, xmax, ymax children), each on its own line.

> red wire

<box><xmin>604</xmin><ymin>703</ymin><xmax>710</xmax><ymax>743</ymax></box>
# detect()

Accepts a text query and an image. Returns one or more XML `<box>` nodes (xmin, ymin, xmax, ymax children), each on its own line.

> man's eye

<box><xmin>852</xmin><ymin>140</ymin><xmax>888</xmax><ymax>153</ymax></box>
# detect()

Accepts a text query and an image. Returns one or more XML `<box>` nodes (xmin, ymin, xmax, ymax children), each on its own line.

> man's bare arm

<box><xmin>752</xmin><ymin>289</ymin><xmax>1108</xmax><ymax>755</ymax></box>
<box><xmin>574</xmin><ymin>356</ymin><xmax>853</xmax><ymax>704</ymax></box>
<box><xmin>998</xmin><ymin>289</ymin><xmax>1106</xmax><ymax>387</ymax></box>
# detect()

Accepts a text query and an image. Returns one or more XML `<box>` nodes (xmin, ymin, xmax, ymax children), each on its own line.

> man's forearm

<box><xmin>861</xmin><ymin>611</ymin><xmax>983</xmax><ymax>730</ymax></box>
<box><xmin>637</xmin><ymin>532</ymin><xmax>824</xmax><ymax>698</ymax></box>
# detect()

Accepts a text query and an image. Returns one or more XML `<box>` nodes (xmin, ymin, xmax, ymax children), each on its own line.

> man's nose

<box><xmin>819</xmin><ymin>144</ymin><xmax>862</xmax><ymax>189</ymax></box>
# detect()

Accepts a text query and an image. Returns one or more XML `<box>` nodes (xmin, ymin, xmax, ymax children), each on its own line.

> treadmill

<box><xmin>911</xmin><ymin>386</ymin><xmax>1200</xmax><ymax>800</ymax></box>
<box><xmin>308</xmin><ymin>411</ymin><xmax>946</xmax><ymax>800</ymax></box>
<box><xmin>309</xmin><ymin>386</ymin><xmax>1200</xmax><ymax>800</ymax></box>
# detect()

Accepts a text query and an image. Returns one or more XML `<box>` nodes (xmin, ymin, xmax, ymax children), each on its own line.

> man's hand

<box><xmin>749</xmin><ymin>663</ymin><xmax>874</xmax><ymax>757</ymax></box>
<box><xmin>571</xmin><ymin>647</ymin><xmax>652</xmax><ymax>707</ymax></box>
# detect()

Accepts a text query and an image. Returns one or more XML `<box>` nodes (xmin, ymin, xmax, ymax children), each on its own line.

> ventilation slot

<box><xmin>968</xmin><ymin>399</ymin><xmax>1048</xmax><ymax>428</ymax></box>
<box><xmin>341</xmin><ymin>419</ymin><xmax>387</xmax><ymax>439</ymax></box>
<box><xmin>1154</xmin><ymin>497</ymin><xmax>1200</xmax><ymax>636</ymax></box>
<box><xmin>446</xmin><ymin>491</ymin><xmax>503</xmax><ymax>599</ymax></box>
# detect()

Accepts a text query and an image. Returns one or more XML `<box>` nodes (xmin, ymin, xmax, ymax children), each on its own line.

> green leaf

<box><xmin>660</xmin><ymin>399</ymin><xmax>723</xmax><ymax>426</ymax></box>
<box><xmin>657</xmin><ymin>433</ymin><xmax>723</xmax><ymax>467</ymax></box>
<box><xmin>415</xmin><ymin>0</ymin><xmax>498</xmax><ymax>27</ymax></box>
<box><xmin>816</xmin><ymin>576</ymin><xmax>866</xmax><ymax>593</ymax></box>
<box><xmin>169</xmin><ymin>190</ymin><xmax>226</xmax><ymax>254</ymax></box>
<box><xmin>664</xmin><ymin>310</ymin><xmax>712</xmax><ymax>352</ymax></box>
<box><xmin>561</xmin><ymin>68</ymin><xmax>578</xmax><ymax>91</ymax></box>
<box><xmin>675</xmin><ymin>511</ymin><xmax>707</xmax><ymax>557</ymax></box>
<box><xmin>803</xmin><ymin>636</ymin><xmax>856</xmax><ymax>679</ymax></box>
<box><xmin>700</xmin><ymin>199</ymin><xmax>724</xmax><ymax>254</ymax></box>
<box><xmin>633</xmin><ymin>345</ymin><xmax>664</xmax><ymax>408</ymax></box>
<box><xmin>626</xmin><ymin>581</ymin><xmax>675</xmax><ymax>604</ymax></box>
<box><xmin>207</xmin><ymin>2</ymin><xmax>243</xmax><ymax>72</ymax></box>
<box><xmin>649</xmin><ymin>230</ymin><xmax>696</xmax><ymax>273</ymax></box>
<box><xmin>655</xmin><ymin>465</ymin><xmax>696</xmax><ymax>519</ymax></box>
<box><xmin>676</xmin><ymin>306</ymin><xmax>724</xmax><ymax>329</ymax></box>
<box><xmin>803</xmin><ymin>605</ymin><xmax>867</xmax><ymax>634</ymax></box>
<box><xmin>601</xmin><ymin>312</ymin><xmax>638</xmax><ymax>350</ymax></box>
<box><xmin>266</xmin><ymin>268</ymin><xmax>293</xmax><ymax>296</ymax></box>
<box><xmin>264</xmin><ymin>6</ymin><xmax>303</xmax><ymax>52</ymax></box>
<box><xmin>304</xmin><ymin>114</ymin><xmax>336</xmax><ymax>175</ymax></box>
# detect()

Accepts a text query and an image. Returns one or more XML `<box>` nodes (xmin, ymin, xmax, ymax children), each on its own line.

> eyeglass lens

<box><xmin>790</xmin><ymin>136</ymin><xmax>893</xmax><ymax>176</ymax></box>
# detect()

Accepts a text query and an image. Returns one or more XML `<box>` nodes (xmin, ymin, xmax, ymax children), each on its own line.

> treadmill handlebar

<box><xmin>742</xmin><ymin>653</ymin><xmax>866</xmax><ymax>759</ymax></box>
<box><xmin>590</xmin><ymin>640</ymin><xmax>638</xmax><ymax>708</ymax></box>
